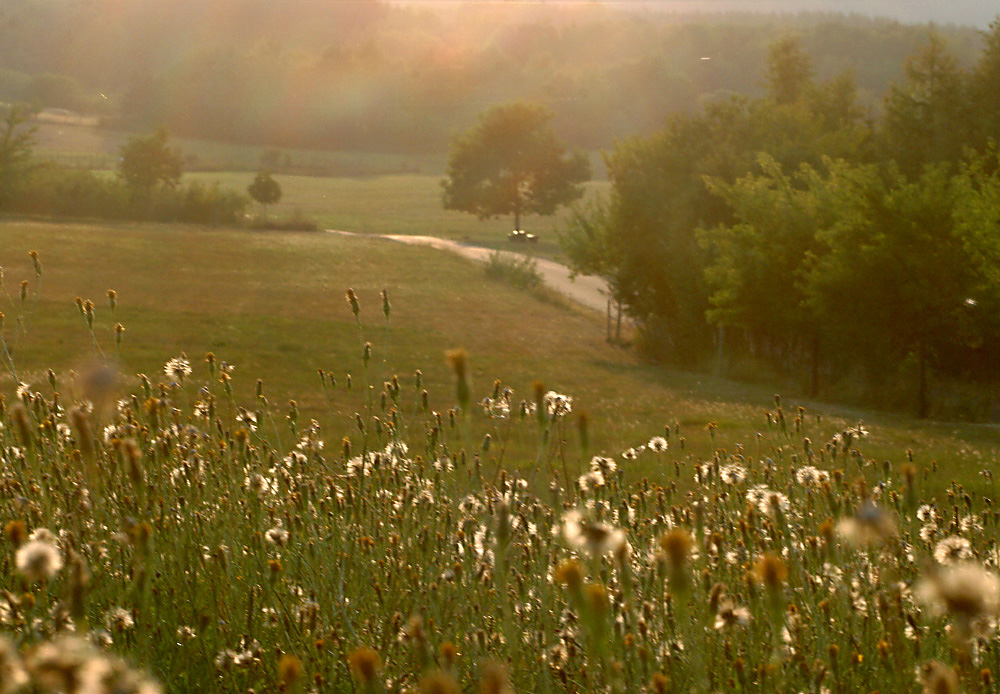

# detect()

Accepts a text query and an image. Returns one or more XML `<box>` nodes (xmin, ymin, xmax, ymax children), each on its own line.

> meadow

<box><xmin>32</xmin><ymin>120</ymin><xmax>606</xmax><ymax>258</ymax></box>
<box><xmin>2</xmin><ymin>222</ymin><xmax>1000</xmax><ymax>692</ymax></box>
<box><xmin>5</xmin><ymin>129</ymin><xmax>1000</xmax><ymax>691</ymax></box>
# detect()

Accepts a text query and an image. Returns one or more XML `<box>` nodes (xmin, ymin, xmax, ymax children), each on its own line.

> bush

<box><xmin>148</xmin><ymin>181</ymin><xmax>248</xmax><ymax>225</ymax></box>
<box><xmin>484</xmin><ymin>250</ymin><xmax>543</xmax><ymax>290</ymax></box>
<box><xmin>6</xmin><ymin>163</ymin><xmax>248</xmax><ymax>225</ymax></box>
<box><xmin>16</xmin><ymin>164</ymin><xmax>129</xmax><ymax>219</ymax></box>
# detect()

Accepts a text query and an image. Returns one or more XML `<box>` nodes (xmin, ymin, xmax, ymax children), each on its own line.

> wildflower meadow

<box><xmin>2</xmin><ymin>254</ymin><xmax>1000</xmax><ymax>694</ymax></box>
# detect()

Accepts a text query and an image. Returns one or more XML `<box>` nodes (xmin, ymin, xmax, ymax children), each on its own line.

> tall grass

<box><xmin>2</xmin><ymin>252</ymin><xmax>1000</xmax><ymax>692</ymax></box>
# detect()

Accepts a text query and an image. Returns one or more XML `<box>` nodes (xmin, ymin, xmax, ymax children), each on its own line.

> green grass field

<box><xmin>4</xmin><ymin>224</ymin><xmax>1000</xmax><ymax>694</ymax></box>
<box><xmin>189</xmin><ymin>171</ymin><xmax>607</xmax><ymax>258</ymax></box>
<box><xmin>1</xmin><ymin>220</ymin><xmax>998</xmax><ymax>493</ymax></box>
<box><xmin>33</xmin><ymin>120</ymin><xmax>608</xmax><ymax>258</ymax></box>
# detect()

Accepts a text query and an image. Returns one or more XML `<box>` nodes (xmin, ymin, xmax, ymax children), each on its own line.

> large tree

<box><xmin>441</xmin><ymin>102</ymin><xmax>589</xmax><ymax>231</ymax></box>
<box><xmin>560</xmin><ymin>37</ymin><xmax>871</xmax><ymax>364</ymax></box>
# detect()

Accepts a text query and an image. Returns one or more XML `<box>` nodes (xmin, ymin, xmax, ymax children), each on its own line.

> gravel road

<box><xmin>330</xmin><ymin>231</ymin><xmax>611</xmax><ymax>313</ymax></box>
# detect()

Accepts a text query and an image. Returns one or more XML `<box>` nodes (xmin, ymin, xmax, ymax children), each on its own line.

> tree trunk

<box><xmin>917</xmin><ymin>341</ymin><xmax>929</xmax><ymax>419</ymax></box>
<box><xmin>714</xmin><ymin>324</ymin><xmax>725</xmax><ymax>375</ymax></box>
<box><xmin>809</xmin><ymin>334</ymin><xmax>820</xmax><ymax>398</ymax></box>
<box><xmin>615</xmin><ymin>301</ymin><xmax>622</xmax><ymax>341</ymax></box>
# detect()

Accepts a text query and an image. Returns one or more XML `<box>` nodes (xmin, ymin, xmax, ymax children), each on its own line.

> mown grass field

<box><xmin>32</xmin><ymin>120</ymin><xmax>607</xmax><ymax>258</ymax></box>
<box><xmin>187</xmin><ymin>171</ymin><xmax>607</xmax><ymax>256</ymax></box>
<box><xmin>1</xmin><ymin>220</ymin><xmax>998</xmax><ymax>493</ymax></box>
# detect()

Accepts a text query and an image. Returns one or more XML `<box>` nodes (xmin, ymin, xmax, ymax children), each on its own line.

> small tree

<box><xmin>247</xmin><ymin>171</ymin><xmax>282</xmax><ymax>216</ymax></box>
<box><xmin>118</xmin><ymin>126</ymin><xmax>182</xmax><ymax>196</ymax></box>
<box><xmin>0</xmin><ymin>104</ymin><xmax>36</xmax><ymax>208</ymax></box>
<box><xmin>442</xmin><ymin>101</ymin><xmax>589</xmax><ymax>231</ymax></box>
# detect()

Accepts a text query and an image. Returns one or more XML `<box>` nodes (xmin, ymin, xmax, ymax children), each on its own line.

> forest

<box><xmin>0</xmin><ymin>0</ymin><xmax>986</xmax><ymax>152</ymax></box>
<box><xmin>562</xmin><ymin>25</ymin><xmax>1000</xmax><ymax>418</ymax></box>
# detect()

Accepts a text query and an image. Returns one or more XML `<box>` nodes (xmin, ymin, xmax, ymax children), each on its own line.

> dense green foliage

<box><xmin>0</xmin><ymin>1</ymin><xmax>987</xmax><ymax>152</ymax></box>
<box><xmin>563</xmin><ymin>24</ymin><xmax>1000</xmax><ymax>417</ymax></box>
<box><xmin>442</xmin><ymin>102</ymin><xmax>589</xmax><ymax>231</ymax></box>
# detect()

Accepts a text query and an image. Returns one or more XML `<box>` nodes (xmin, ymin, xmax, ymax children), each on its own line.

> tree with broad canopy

<box><xmin>442</xmin><ymin>102</ymin><xmax>589</xmax><ymax>232</ymax></box>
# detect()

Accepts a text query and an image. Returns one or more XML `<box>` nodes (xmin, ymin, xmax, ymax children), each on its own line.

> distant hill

<box><xmin>416</xmin><ymin>1</ymin><xmax>997</xmax><ymax>29</ymax></box>
<box><xmin>0</xmin><ymin>0</ymin><xmax>989</xmax><ymax>153</ymax></box>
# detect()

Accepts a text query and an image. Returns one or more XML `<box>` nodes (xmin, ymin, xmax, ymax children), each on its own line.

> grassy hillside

<box><xmin>1</xmin><ymin>220</ymin><xmax>998</xmax><ymax>492</ymax></box>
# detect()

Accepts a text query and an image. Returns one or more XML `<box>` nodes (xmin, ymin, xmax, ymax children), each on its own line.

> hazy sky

<box><xmin>404</xmin><ymin>1</ymin><xmax>997</xmax><ymax>29</ymax></box>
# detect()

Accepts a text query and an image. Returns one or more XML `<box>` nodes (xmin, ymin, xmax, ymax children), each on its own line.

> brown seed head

<box><xmin>478</xmin><ymin>660</ymin><xmax>513</xmax><ymax>694</ymax></box>
<box><xmin>4</xmin><ymin>520</ymin><xmax>26</xmax><ymax>548</ymax></box>
<box><xmin>918</xmin><ymin>660</ymin><xmax>959</xmax><ymax>694</ymax></box>
<box><xmin>752</xmin><ymin>552</ymin><xmax>788</xmax><ymax>589</ymax></box>
<box><xmin>445</xmin><ymin>349</ymin><xmax>467</xmax><ymax>381</ymax></box>
<box><xmin>347</xmin><ymin>646</ymin><xmax>381</xmax><ymax>686</ymax></box>
<box><xmin>553</xmin><ymin>559</ymin><xmax>585</xmax><ymax>591</ymax></box>
<box><xmin>659</xmin><ymin>529</ymin><xmax>693</xmax><ymax>567</ymax></box>
<box><xmin>439</xmin><ymin>641</ymin><xmax>458</xmax><ymax>668</ymax></box>
<box><xmin>277</xmin><ymin>654</ymin><xmax>303</xmax><ymax>686</ymax></box>
<box><xmin>418</xmin><ymin>669</ymin><xmax>460</xmax><ymax>694</ymax></box>
<box><xmin>584</xmin><ymin>582</ymin><xmax>609</xmax><ymax>617</ymax></box>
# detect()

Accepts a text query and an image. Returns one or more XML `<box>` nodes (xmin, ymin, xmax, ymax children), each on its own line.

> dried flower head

<box><xmin>419</xmin><ymin>669</ymin><xmax>460</xmax><ymax>694</ymax></box>
<box><xmin>105</xmin><ymin>607</ymin><xmax>135</xmax><ymax>633</ymax></box>
<box><xmin>934</xmin><ymin>536</ymin><xmax>974</xmax><ymax>565</ymax></box>
<box><xmin>264</xmin><ymin>526</ymin><xmax>290</xmax><ymax>547</ymax></box>
<box><xmin>714</xmin><ymin>598</ymin><xmax>752</xmax><ymax>630</ymax></box>
<box><xmin>277</xmin><ymin>654</ymin><xmax>303</xmax><ymax>687</ymax></box>
<box><xmin>917</xmin><ymin>563</ymin><xmax>1000</xmax><ymax>629</ymax></box>
<box><xmin>562</xmin><ymin>510</ymin><xmax>627</xmax><ymax>558</ymax></box>
<box><xmin>478</xmin><ymin>660</ymin><xmax>514</xmax><ymax>694</ymax></box>
<box><xmin>918</xmin><ymin>660</ymin><xmax>959</xmax><ymax>694</ymax></box>
<box><xmin>553</xmin><ymin>559</ymin><xmax>585</xmax><ymax>591</ymax></box>
<box><xmin>658</xmin><ymin>529</ymin><xmax>694</xmax><ymax>568</ymax></box>
<box><xmin>752</xmin><ymin>552</ymin><xmax>788</xmax><ymax>590</ymax></box>
<box><xmin>163</xmin><ymin>355</ymin><xmax>192</xmax><ymax>382</ymax></box>
<box><xmin>647</xmin><ymin>436</ymin><xmax>668</xmax><ymax>453</ymax></box>
<box><xmin>0</xmin><ymin>637</ymin><xmax>28</xmax><ymax>694</ymax></box>
<box><xmin>16</xmin><ymin>537</ymin><xmax>63</xmax><ymax>582</ymax></box>
<box><xmin>836</xmin><ymin>500</ymin><xmax>897</xmax><ymax>547</ymax></box>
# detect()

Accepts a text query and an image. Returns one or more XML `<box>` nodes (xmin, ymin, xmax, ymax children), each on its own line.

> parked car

<box><xmin>508</xmin><ymin>229</ymin><xmax>538</xmax><ymax>243</ymax></box>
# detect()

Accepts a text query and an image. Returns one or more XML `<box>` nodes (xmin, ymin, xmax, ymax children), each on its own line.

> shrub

<box><xmin>484</xmin><ymin>250</ymin><xmax>543</xmax><ymax>290</ymax></box>
<box><xmin>6</xmin><ymin>163</ymin><xmax>248</xmax><ymax>225</ymax></box>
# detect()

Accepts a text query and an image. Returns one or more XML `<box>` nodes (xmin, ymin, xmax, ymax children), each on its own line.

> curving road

<box><xmin>330</xmin><ymin>230</ymin><xmax>612</xmax><ymax>313</ymax></box>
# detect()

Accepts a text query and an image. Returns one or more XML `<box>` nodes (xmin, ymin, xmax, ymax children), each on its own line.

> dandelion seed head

<box><xmin>562</xmin><ymin>510</ymin><xmax>626</xmax><ymax>558</ymax></box>
<box><xmin>719</xmin><ymin>464</ymin><xmax>746</xmax><ymax>485</ymax></box>
<box><xmin>935</xmin><ymin>536</ymin><xmax>974</xmax><ymax>565</ymax></box>
<box><xmin>265</xmin><ymin>526</ymin><xmax>290</xmax><ymax>547</ymax></box>
<box><xmin>917</xmin><ymin>563</ymin><xmax>1000</xmax><ymax>637</ymax></box>
<box><xmin>543</xmin><ymin>391</ymin><xmax>573</xmax><ymax>417</ymax></box>
<box><xmin>647</xmin><ymin>436</ymin><xmax>668</xmax><ymax>453</ymax></box>
<box><xmin>163</xmin><ymin>356</ymin><xmax>192</xmax><ymax>382</ymax></box>
<box><xmin>16</xmin><ymin>537</ymin><xmax>63</xmax><ymax>582</ymax></box>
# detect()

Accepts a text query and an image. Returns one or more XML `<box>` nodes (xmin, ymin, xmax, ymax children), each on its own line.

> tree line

<box><xmin>0</xmin><ymin>115</ymin><xmax>293</xmax><ymax>226</ymax></box>
<box><xmin>0</xmin><ymin>0</ymin><xmax>984</xmax><ymax>153</ymax></box>
<box><xmin>562</xmin><ymin>22</ymin><xmax>1000</xmax><ymax>418</ymax></box>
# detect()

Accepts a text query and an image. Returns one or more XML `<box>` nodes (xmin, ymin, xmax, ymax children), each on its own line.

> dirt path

<box><xmin>330</xmin><ymin>231</ymin><xmax>611</xmax><ymax>313</ymax></box>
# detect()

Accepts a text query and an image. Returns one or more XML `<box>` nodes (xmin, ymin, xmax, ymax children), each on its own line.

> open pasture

<box><xmin>0</xmin><ymin>221</ymin><xmax>997</xmax><ymax>489</ymax></box>
<box><xmin>189</xmin><ymin>171</ymin><xmax>609</xmax><ymax>258</ymax></box>
<box><xmin>2</xmin><ymin>220</ymin><xmax>1000</xmax><ymax>693</ymax></box>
